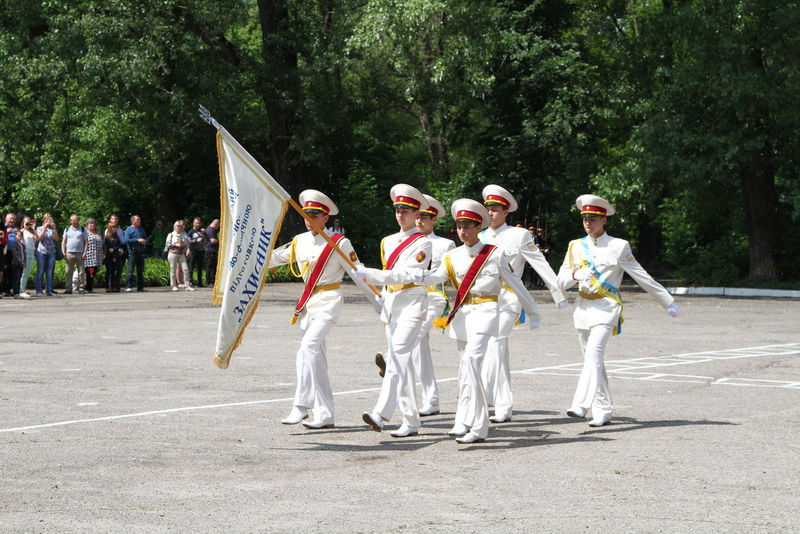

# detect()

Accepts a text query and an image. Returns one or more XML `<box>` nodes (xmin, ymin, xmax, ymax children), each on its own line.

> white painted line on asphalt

<box><xmin>0</xmin><ymin>396</ymin><xmax>294</xmax><ymax>433</ymax></box>
<box><xmin>513</xmin><ymin>342</ymin><xmax>800</xmax><ymax>390</ymax></box>
<box><xmin>0</xmin><ymin>383</ymin><xmax>394</xmax><ymax>434</ymax></box>
<box><xmin>2</xmin><ymin>343</ymin><xmax>797</xmax><ymax>434</ymax></box>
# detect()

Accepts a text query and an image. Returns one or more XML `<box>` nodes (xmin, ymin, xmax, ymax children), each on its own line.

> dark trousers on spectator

<box><xmin>205</xmin><ymin>251</ymin><xmax>218</xmax><ymax>286</ymax></box>
<box><xmin>9</xmin><ymin>264</ymin><xmax>21</xmax><ymax>296</ymax></box>
<box><xmin>106</xmin><ymin>258</ymin><xmax>122</xmax><ymax>291</ymax></box>
<box><xmin>85</xmin><ymin>266</ymin><xmax>100</xmax><ymax>292</ymax></box>
<box><xmin>107</xmin><ymin>256</ymin><xmax>126</xmax><ymax>289</ymax></box>
<box><xmin>188</xmin><ymin>249</ymin><xmax>204</xmax><ymax>287</ymax></box>
<box><xmin>2</xmin><ymin>251</ymin><xmax>13</xmax><ymax>295</ymax></box>
<box><xmin>126</xmin><ymin>250</ymin><xmax>145</xmax><ymax>290</ymax></box>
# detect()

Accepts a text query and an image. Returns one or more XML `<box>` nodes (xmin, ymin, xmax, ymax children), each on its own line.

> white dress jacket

<box><xmin>423</xmin><ymin>242</ymin><xmax>541</xmax><ymax>342</ymax></box>
<box><xmin>556</xmin><ymin>233</ymin><xmax>674</xmax><ymax>330</ymax></box>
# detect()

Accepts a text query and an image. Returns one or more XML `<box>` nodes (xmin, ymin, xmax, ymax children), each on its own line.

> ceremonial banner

<box><xmin>212</xmin><ymin>127</ymin><xmax>290</xmax><ymax>369</ymax></box>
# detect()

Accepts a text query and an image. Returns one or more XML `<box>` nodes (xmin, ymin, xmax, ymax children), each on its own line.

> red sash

<box><xmin>384</xmin><ymin>232</ymin><xmax>425</xmax><ymax>269</ymax></box>
<box><xmin>445</xmin><ymin>244</ymin><xmax>497</xmax><ymax>326</ymax></box>
<box><xmin>291</xmin><ymin>233</ymin><xmax>345</xmax><ymax>324</ymax></box>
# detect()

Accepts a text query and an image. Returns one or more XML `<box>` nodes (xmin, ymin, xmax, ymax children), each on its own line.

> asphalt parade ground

<box><xmin>1</xmin><ymin>283</ymin><xmax>798</xmax><ymax>533</ymax></box>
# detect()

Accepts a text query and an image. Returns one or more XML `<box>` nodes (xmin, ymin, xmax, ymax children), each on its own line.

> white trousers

<box><xmin>482</xmin><ymin>309</ymin><xmax>517</xmax><ymax>418</ymax></box>
<box><xmin>456</xmin><ymin>332</ymin><xmax>491</xmax><ymax>439</ymax></box>
<box><xmin>374</xmin><ymin>318</ymin><xmax>422</xmax><ymax>429</ymax></box>
<box><xmin>571</xmin><ymin>325</ymin><xmax>614</xmax><ymax>419</ymax></box>
<box><xmin>167</xmin><ymin>251</ymin><xmax>189</xmax><ymax>287</ymax></box>
<box><xmin>293</xmin><ymin>318</ymin><xmax>336</xmax><ymax>423</ymax></box>
<box><xmin>410</xmin><ymin>298</ymin><xmax>445</xmax><ymax>407</ymax></box>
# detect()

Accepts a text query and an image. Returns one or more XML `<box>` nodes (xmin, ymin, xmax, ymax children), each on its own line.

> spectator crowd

<box><xmin>0</xmin><ymin>212</ymin><xmax>220</xmax><ymax>298</ymax></box>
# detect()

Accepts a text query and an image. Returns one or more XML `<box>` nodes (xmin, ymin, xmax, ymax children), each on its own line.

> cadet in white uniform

<box><xmin>411</xmin><ymin>194</ymin><xmax>455</xmax><ymax>416</ymax></box>
<box><xmin>372</xmin><ymin>195</ymin><xmax>455</xmax><ymax>416</ymax></box>
<box><xmin>270</xmin><ymin>190</ymin><xmax>376</xmax><ymax>429</ymax></box>
<box><xmin>419</xmin><ymin>199</ymin><xmax>541</xmax><ymax>444</ymax></box>
<box><xmin>353</xmin><ymin>184</ymin><xmax>433</xmax><ymax>438</ymax></box>
<box><xmin>556</xmin><ymin>194</ymin><xmax>678</xmax><ymax>426</ymax></box>
<box><xmin>479</xmin><ymin>185</ymin><xmax>567</xmax><ymax>423</ymax></box>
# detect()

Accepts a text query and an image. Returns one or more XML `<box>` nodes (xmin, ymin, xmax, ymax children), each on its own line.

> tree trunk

<box><xmin>257</xmin><ymin>0</ymin><xmax>308</xmax><ymax>197</ymax></box>
<box><xmin>418</xmin><ymin>109</ymin><xmax>450</xmax><ymax>183</ymax></box>
<box><xmin>738</xmin><ymin>166</ymin><xmax>779</xmax><ymax>281</ymax></box>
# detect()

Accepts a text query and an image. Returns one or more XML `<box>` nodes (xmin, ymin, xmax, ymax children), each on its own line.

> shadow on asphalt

<box><xmin>278</xmin><ymin>412</ymin><xmax>736</xmax><ymax>452</ymax></box>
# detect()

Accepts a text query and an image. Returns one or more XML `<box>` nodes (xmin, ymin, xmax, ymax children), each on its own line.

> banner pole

<box><xmin>287</xmin><ymin>199</ymin><xmax>382</xmax><ymax>297</ymax></box>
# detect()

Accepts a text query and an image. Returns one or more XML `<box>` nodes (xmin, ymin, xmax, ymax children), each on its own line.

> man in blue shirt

<box><xmin>124</xmin><ymin>215</ymin><xmax>147</xmax><ymax>292</ymax></box>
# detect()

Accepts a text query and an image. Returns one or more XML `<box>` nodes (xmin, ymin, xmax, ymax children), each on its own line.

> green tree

<box><xmin>581</xmin><ymin>0</ymin><xmax>800</xmax><ymax>281</ymax></box>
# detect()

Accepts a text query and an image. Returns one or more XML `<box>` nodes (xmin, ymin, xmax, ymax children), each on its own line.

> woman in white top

<box><xmin>164</xmin><ymin>220</ymin><xmax>192</xmax><ymax>291</ymax></box>
<box><xmin>19</xmin><ymin>216</ymin><xmax>38</xmax><ymax>296</ymax></box>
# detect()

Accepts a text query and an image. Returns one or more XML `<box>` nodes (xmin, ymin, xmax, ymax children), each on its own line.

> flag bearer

<box><xmin>556</xmin><ymin>194</ymin><xmax>678</xmax><ymax>427</ymax></box>
<box><xmin>270</xmin><ymin>189</ymin><xmax>376</xmax><ymax>429</ymax></box>
<box><xmin>353</xmin><ymin>184</ymin><xmax>432</xmax><ymax>438</ymax></box>
<box><xmin>479</xmin><ymin>185</ymin><xmax>567</xmax><ymax>423</ymax></box>
<box><xmin>418</xmin><ymin>199</ymin><xmax>541</xmax><ymax>444</ymax></box>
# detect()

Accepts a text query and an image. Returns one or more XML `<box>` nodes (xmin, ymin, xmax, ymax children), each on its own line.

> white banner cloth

<box><xmin>212</xmin><ymin>127</ymin><xmax>289</xmax><ymax>369</ymax></box>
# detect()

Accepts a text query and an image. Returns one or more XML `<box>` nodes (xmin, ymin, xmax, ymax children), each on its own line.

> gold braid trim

<box><xmin>287</xmin><ymin>237</ymin><xmax>309</xmax><ymax>279</ymax></box>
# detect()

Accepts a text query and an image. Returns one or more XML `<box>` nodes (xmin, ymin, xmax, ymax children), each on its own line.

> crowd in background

<box><xmin>1</xmin><ymin>211</ymin><xmax>551</xmax><ymax>297</ymax></box>
<box><xmin>0</xmin><ymin>212</ymin><xmax>220</xmax><ymax>298</ymax></box>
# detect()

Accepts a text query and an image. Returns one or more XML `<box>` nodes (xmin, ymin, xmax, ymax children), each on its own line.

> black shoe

<box><xmin>375</xmin><ymin>352</ymin><xmax>386</xmax><ymax>378</ymax></box>
<box><xmin>64</xmin><ymin>290</ymin><xmax>72</xmax><ymax>295</ymax></box>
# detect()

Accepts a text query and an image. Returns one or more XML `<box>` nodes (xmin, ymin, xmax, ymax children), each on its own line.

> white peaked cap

<box><xmin>299</xmin><ymin>189</ymin><xmax>339</xmax><ymax>216</ymax></box>
<box><xmin>389</xmin><ymin>184</ymin><xmax>428</xmax><ymax>211</ymax></box>
<box><xmin>451</xmin><ymin>198</ymin><xmax>491</xmax><ymax>229</ymax></box>
<box><xmin>575</xmin><ymin>194</ymin><xmax>615</xmax><ymax>216</ymax></box>
<box><xmin>420</xmin><ymin>194</ymin><xmax>445</xmax><ymax>218</ymax></box>
<box><xmin>482</xmin><ymin>184</ymin><xmax>519</xmax><ymax>212</ymax></box>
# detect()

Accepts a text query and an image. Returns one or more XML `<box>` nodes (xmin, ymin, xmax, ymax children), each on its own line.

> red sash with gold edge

<box><xmin>384</xmin><ymin>232</ymin><xmax>425</xmax><ymax>269</ymax></box>
<box><xmin>445</xmin><ymin>244</ymin><xmax>497</xmax><ymax>326</ymax></box>
<box><xmin>291</xmin><ymin>233</ymin><xmax>345</xmax><ymax>324</ymax></box>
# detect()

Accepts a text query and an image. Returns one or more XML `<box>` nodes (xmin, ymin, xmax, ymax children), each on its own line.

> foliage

<box><xmin>2</xmin><ymin>0</ymin><xmax>799</xmax><ymax>284</ymax></box>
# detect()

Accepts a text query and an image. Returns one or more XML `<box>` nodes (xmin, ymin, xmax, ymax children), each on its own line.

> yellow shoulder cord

<box><xmin>287</xmin><ymin>237</ymin><xmax>309</xmax><ymax>279</ymax></box>
<box><xmin>433</xmin><ymin>255</ymin><xmax>459</xmax><ymax>330</ymax></box>
<box><xmin>567</xmin><ymin>239</ymin><xmax>576</xmax><ymax>270</ymax></box>
<box><xmin>445</xmin><ymin>254</ymin><xmax>459</xmax><ymax>289</ymax></box>
<box><xmin>380</xmin><ymin>237</ymin><xmax>387</xmax><ymax>269</ymax></box>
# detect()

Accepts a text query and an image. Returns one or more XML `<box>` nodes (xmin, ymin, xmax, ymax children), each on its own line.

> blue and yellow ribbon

<box><xmin>579</xmin><ymin>237</ymin><xmax>624</xmax><ymax>335</ymax></box>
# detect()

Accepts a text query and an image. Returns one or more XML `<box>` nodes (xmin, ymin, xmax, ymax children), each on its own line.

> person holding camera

<box><xmin>35</xmin><ymin>214</ymin><xmax>60</xmax><ymax>296</ymax></box>
<box><xmin>19</xmin><ymin>217</ymin><xmax>38</xmax><ymax>296</ymax></box>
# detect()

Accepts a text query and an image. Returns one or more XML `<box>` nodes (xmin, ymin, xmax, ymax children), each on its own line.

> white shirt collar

<box><xmin>489</xmin><ymin>223</ymin><xmax>508</xmax><ymax>236</ymax></box>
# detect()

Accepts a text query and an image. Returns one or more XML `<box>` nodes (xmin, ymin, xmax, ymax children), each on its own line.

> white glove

<box><xmin>528</xmin><ymin>320</ymin><xmax>541</xmax><ymax>330</ymax></box>
<box><xmin>667</xmin><ymin>302</ymin><xmax>679</xmax><ymax>317</ymax></box>
<box><xmin>373</xmin><ymin>295</ymin><xmax>384</xmax><ymax>314</ymax></box>
<box><xmin>555</xmin><ymin>300</ymin><xmax>568</xmax><ymax>310</ymax></box>
<box><xmin>573</xmin><ymin>267</ymin><xmax>592</xmax><ymax>282</ymax></box>
<box><xmin>352</xmin><ymin>265</ymin><xmax>367</xmax><ymax>280</ymax></box>
<box><xmin>411</xmin><ymin>268</ymin><xmax>425</xmax><ymax>285</ymax></box>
